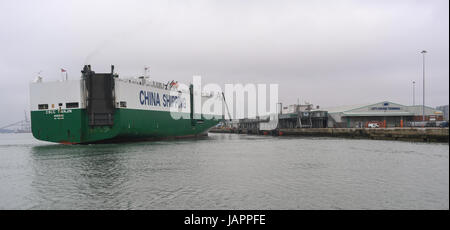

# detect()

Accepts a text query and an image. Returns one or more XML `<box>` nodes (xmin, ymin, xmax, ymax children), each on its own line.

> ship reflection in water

<box><xmin>0</xmin><ymin>133</ymin><xmax>448</xmax><ymax>209</ymax></box>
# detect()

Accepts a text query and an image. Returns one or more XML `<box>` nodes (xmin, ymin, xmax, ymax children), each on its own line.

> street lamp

<box><xmin>412</xmin><ymin>81</ymin><xmax>415</xmax><ymax>106</ymax></box>
<box><xmin>421</xmin><ymin>50</ymin><xmax>427</xmax><ymax>121</ymax></box>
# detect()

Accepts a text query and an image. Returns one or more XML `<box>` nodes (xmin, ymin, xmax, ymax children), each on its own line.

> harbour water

<box><xmin>0</xmin><ymin>133</ymin><xmax>448</xmax><ymax>210</ymax></box>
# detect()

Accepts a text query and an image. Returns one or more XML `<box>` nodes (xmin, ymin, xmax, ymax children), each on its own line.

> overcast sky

<box><xmin>0</xmin><ymin>0</ymin><xmax>448</xmax><ymax>125</ymax></box>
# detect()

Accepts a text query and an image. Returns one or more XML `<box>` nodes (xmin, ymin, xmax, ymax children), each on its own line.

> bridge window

<box><xmin>66</xmin><ymin>102</ymin><xmax>79</xmax><ymax>108</ymax></box>
<box><xmin>120</xmin><ymin>101</ymin><xmax>127</xmax><ymax>108</ymax></box>
<box><xmin>38</xmin><ymin>104</ymin><xmax>48</xmax><ymax>110</ymax></box>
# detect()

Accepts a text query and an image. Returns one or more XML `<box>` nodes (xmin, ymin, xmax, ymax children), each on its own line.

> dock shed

<box><xmin>326</xmin><ymin>101</ymin><xmax>444</xmax><ymax>128</ymax></box>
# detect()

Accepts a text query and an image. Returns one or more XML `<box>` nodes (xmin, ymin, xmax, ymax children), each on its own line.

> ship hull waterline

<box><xmin>31</xmin><ymin>108</ymin><xmax>220</xmax><ymax>144</ymax></box>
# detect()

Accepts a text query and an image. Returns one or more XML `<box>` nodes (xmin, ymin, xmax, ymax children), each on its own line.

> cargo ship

<box><xmin>30</xmin><ymin>65</ymin><xmax>223</xmax><ymax>144</ymax></box>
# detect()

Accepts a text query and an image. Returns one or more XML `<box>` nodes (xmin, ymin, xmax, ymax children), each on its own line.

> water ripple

<box><xmin>0</xmin><ymin>133</ymin><xmax>448</xmax><ymax>210</ymax></box>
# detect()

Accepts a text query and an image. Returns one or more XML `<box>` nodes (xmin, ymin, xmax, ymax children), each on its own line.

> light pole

<box><xmin>412</xmin><ymin>81</ymin><xmax>415</xmax><ymax>106</ymax></box>
<box><xmin>421</xmin><ymin>50</ymin><xmax>427</xmax><ymax>121</ymax></box>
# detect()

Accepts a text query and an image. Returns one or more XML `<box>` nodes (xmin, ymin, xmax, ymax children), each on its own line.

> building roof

<box><xmin>324</xmin><ymin>101</ymin><xmax>442</xmax><ymax>117</ymax></box>
<box><xmin>324</xmin><ymin>101</ymin><xmax>404</xmax><ymax>113</ymax></box>
<box><xmin>342</xmin><ymin>111</ymin><xmax>413</xmax><ymax>117</ymax></box>
<box><xmin>323</xmin><ymin>103</ymin><xmax>374</xmax><ymax>113</ymax></box>
<box><xmin>406</xmin><ymin>105</ymin><xmax>444</xmax><ymax>115</ymax></box>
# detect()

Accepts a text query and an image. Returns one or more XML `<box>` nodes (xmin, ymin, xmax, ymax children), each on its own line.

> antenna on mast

<box><xmin>61</xmin><ymin>68</ymin><xmax>68</xmax><ymax>81</ymax></box>
<box><xmin>144</xmin><ymin>66</ymin><xmax>149</xmax><ymax>78</ymax></box>
<box><xmin>35</xmin><ymin>71</ymin><xmax>43</xmax><ymax>82</ymax></box>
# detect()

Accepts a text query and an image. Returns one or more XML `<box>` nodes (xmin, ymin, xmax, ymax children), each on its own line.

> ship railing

<box><xmin>117</xmin><ymin>78</ymin><xmax>189</xmax><ymax>93</ymax></box>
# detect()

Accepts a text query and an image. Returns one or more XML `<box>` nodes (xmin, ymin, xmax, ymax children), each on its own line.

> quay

<box><xmin>211</xmin><ymin>100</ymin><xmax>449</xmax><ymax>143</ymax></box>
<box><xmin>209</xmin><ymin>127</ymin><xmax>449</xmax><ymax>143</ymax></box>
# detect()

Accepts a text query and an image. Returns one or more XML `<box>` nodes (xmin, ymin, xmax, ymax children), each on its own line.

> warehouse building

<box><xmin>326</xmin><ymin>101</ymin><xmax>444</xmax><ymax>128</ymax></box>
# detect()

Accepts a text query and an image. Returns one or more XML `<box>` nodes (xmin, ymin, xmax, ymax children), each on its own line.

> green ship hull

<box><xmin>31</xmin><ymin>108</ymin><xmax>220</xmax><ymax>144</ymax></box>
